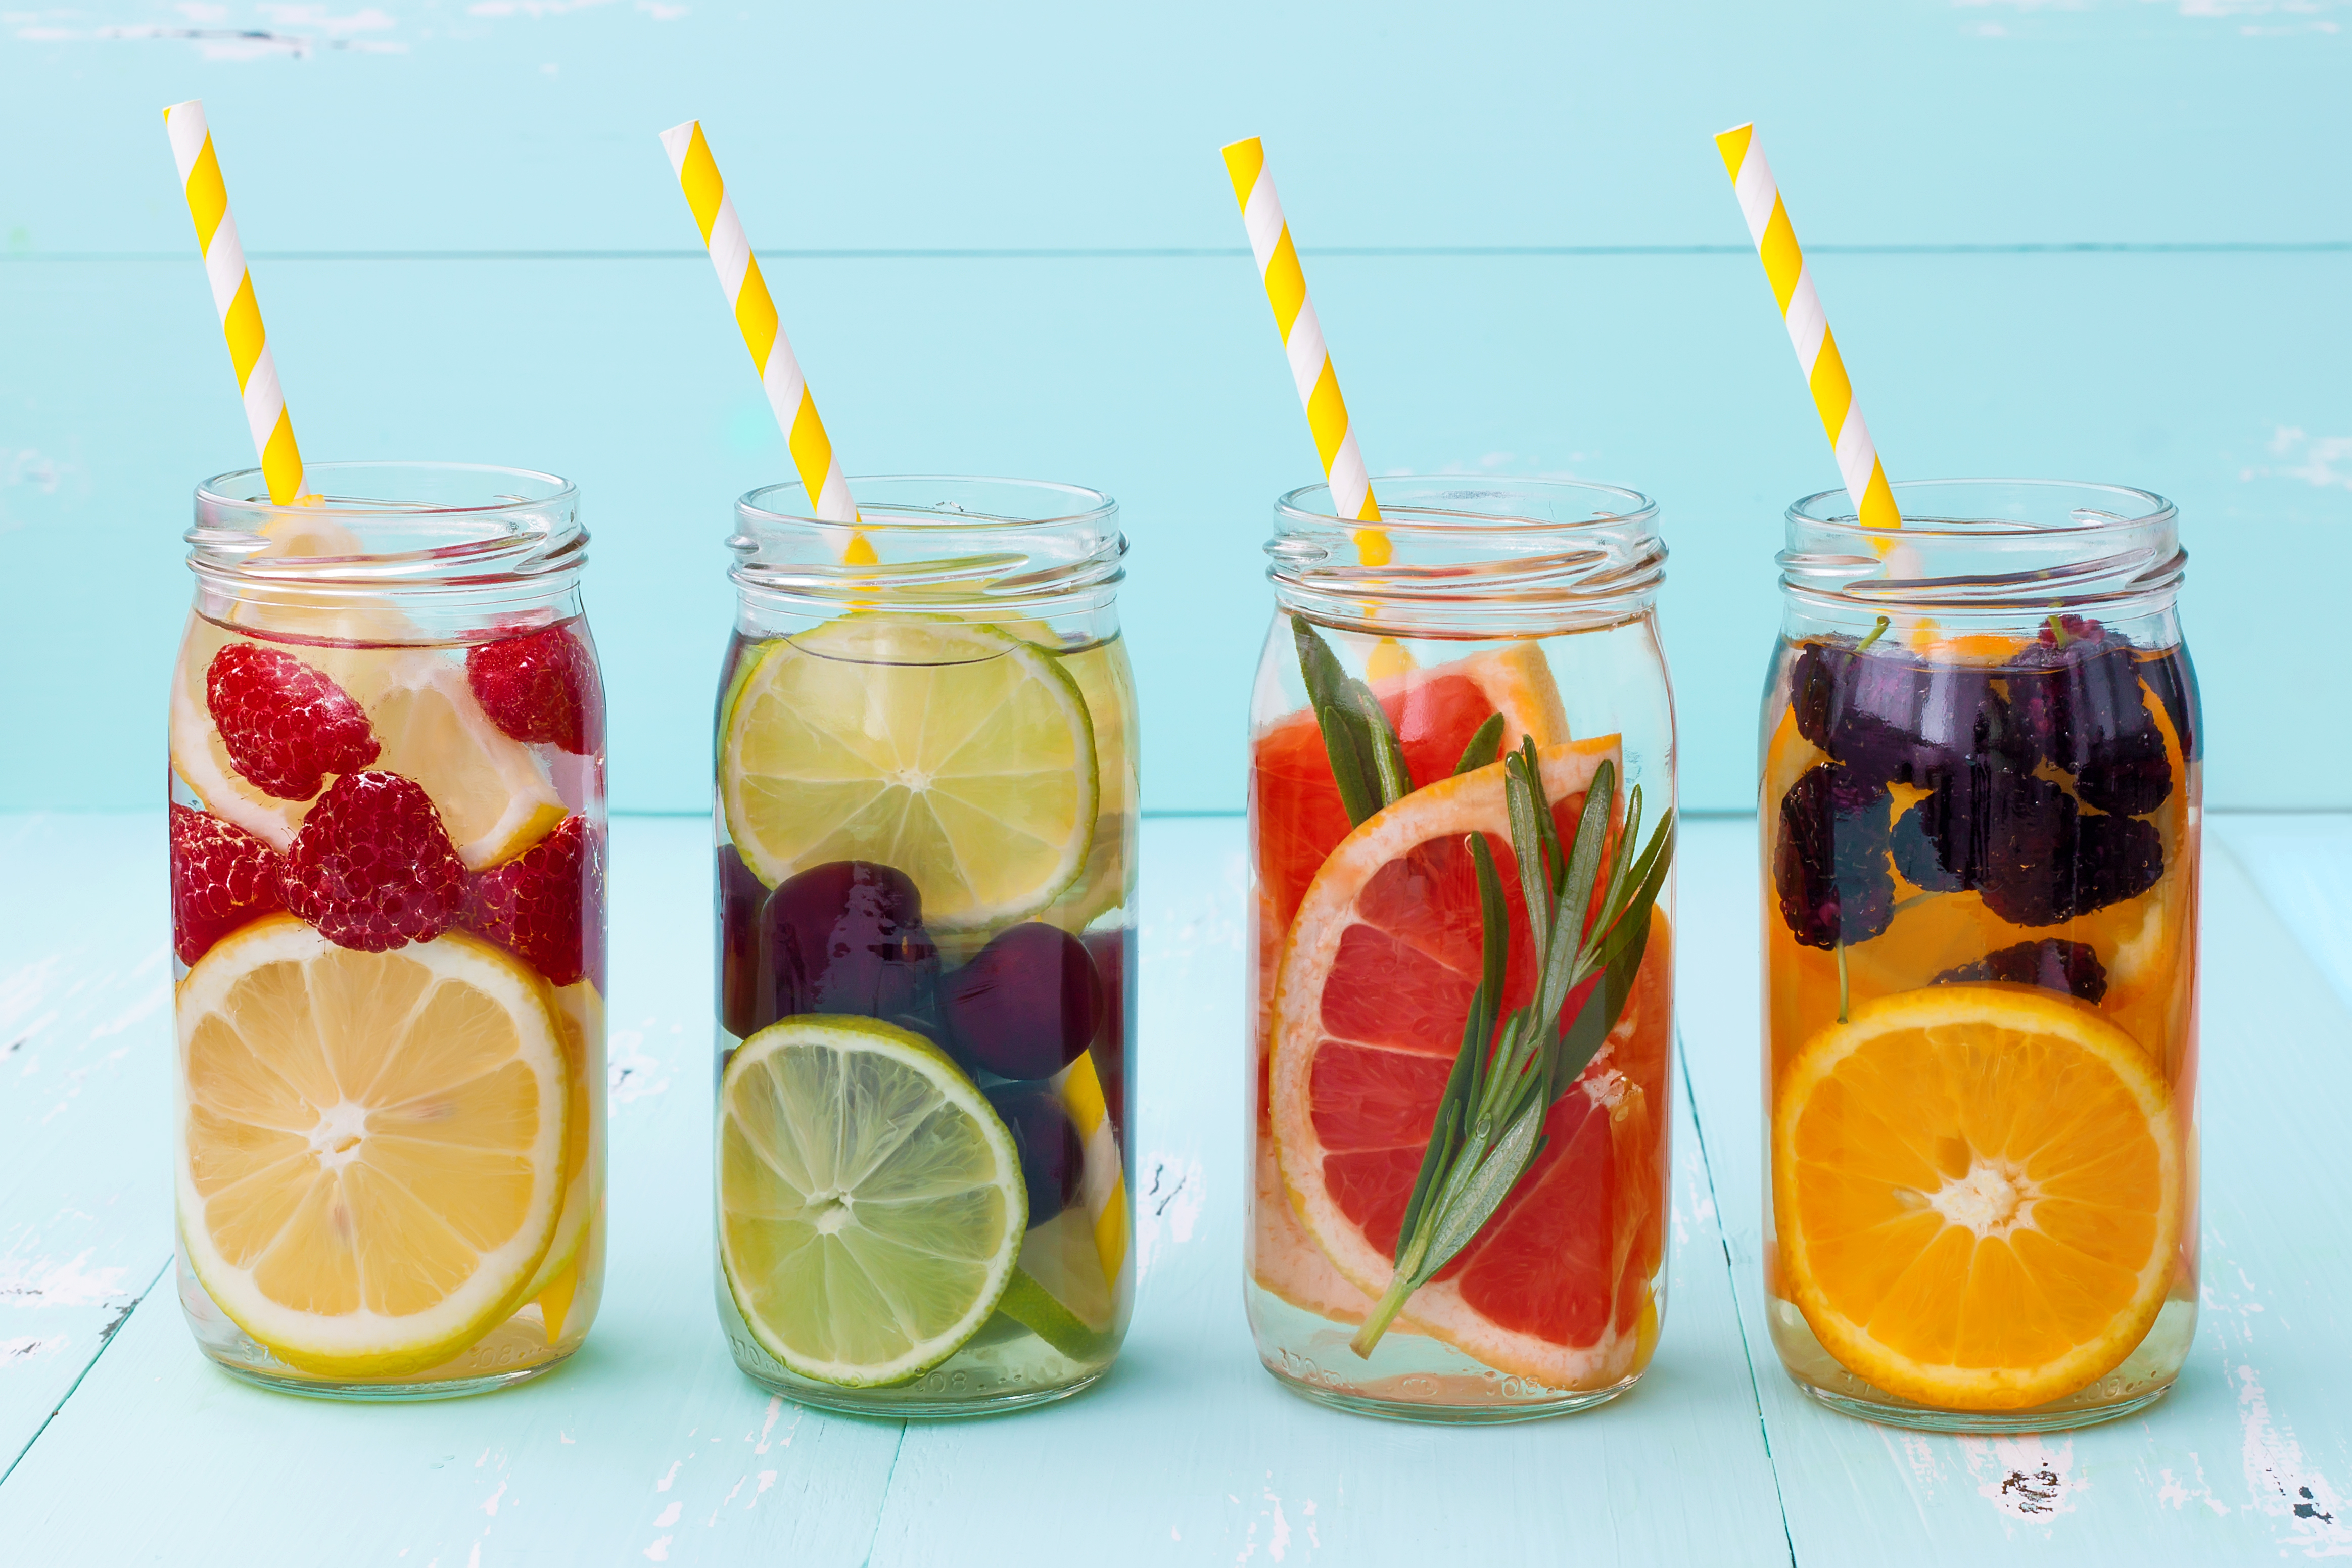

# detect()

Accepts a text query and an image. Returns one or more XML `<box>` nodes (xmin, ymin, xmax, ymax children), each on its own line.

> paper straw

<box><xmin>164</xmin><ymin>101</ymin><xmax>306</xmax><ymax>506</ymax></box>
<box><xmin>1221</xmin><ymin>138</ymin><xmax>1390</xmax><ymax>568</ymax></box>
<box><xmin>1715</xmin><ymin>124</ymin><xmax>1901</xmax><ymax>531</ymax></box>
<box><xmin>659</xmin><ymin>120</ymin><xmax>869</xmax><ymax>563</ymax></box>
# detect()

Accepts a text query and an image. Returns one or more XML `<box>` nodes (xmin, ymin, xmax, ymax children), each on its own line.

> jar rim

<box><xmin>1276</xmin><ymin>474</ymin><xmax>1659</xmax><ymax>533</ymax></box>
<box><xmin>1787</xmin><ymin>477</ymin><xmax>2176</xmax><ymax>538</ymax></box>
<box><xmin>187</xmin><ymin>460</ymin><xmax>583</xmax><ymax>590</ymax></box>
<box><xmin>737</xmin><ymin>474</ymin><xmax>1117</xmax><ymax>532</ymax></box>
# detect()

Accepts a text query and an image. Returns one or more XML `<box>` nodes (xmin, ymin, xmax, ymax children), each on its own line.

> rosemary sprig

<box><xmin>1293</xmin><ymin>619</ymin><xmax>1410</xmax><ymax>828</ymax></box>
<box><xmin>1349</xmin><ymin>747</ymin><xmax>1675</xmax><ymax>1359</ymax></box>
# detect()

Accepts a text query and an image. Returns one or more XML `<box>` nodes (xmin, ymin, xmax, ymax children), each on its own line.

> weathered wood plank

<box><xmin>1677</xmin><ymin>816</ymin><xmax>2352</xmax><ymax>1564</ymax></box>
<box><xmin>864</xmin><ymin>819</ymin><xmax>1790</xmax><ymax>1567</ymax></box>
<box><xmin>0</xmin><ymin>817</ymin><xmax>905</xmax><ymax>1564</ymax></box>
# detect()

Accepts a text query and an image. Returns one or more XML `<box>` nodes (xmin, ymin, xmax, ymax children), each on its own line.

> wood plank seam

<box><xmin>1678</xmin><ymin>1035</ymin><xmax>1801</xmax><ymax>1568</ymax></box>
<box><xmin>0</xmin><ymin>1254</ymin><xmax>170</xmax><ymax>1489</ymax></box>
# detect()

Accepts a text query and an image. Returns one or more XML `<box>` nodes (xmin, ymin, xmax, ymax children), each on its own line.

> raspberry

<box><xmin>169</xmin><ymin>803</ymin><xmax>286</xmax><ymax>966</ymax></box>
<box><xmin>466</xmin><ymin>624</ymin><xmax>602</xmax><ymax>755</ymax></box>
<box><xmin>206</xmin><ymin>644</ymin><xmax>380</xmax><ymax>800</ymax></box>
<box><xmin>278</xmin><ymin>771</ymin><xmax>466</xmax><ymax>952</ymax></box>
<box><xmin>463</xmin><ymin>815</ymin><xmax>606</xmax><ymax>988</ymax></box>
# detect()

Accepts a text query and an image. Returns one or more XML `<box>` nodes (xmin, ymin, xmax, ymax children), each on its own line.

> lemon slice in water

<box><xmin>177</xmin><ymin>917</ymin><xmax>570</xmax><ymax>1378</ymax></box>
<box><xmin>719</xmin><ymin>617</ymin><xmax>1097</xmax><ymax>929</ymax></box>
<box><xmin>718</xmin><ymin>1015</ymin><xmax>1026</xmax><ymax>1387</ymax></box>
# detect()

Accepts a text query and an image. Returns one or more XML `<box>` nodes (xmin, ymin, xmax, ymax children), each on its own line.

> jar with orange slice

<box><xmin>1247</xmin><ymin>476</ymin><xmax>1676</xmax><ymax>1422</ymax></box>
<box><xmin>1762</xmin><ymin>479</ymin><xmax>2201</xmax><ymax>1431</ymax></box>
<box><xmin>170</xmin><ymin>463</ymin><xmax>607</xmax><ymax>1398</ymax></box>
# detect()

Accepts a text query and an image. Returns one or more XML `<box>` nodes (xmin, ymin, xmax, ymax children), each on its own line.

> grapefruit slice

<box><xmin>1251</xmin><ymin>639</ymin><xmax>1571</xmax><ymax>948</ymax></box>
<box><xmin>1266</xmin><ymin>738</ymin><xmax>1673</xmax><ymax>1389</ymax></box>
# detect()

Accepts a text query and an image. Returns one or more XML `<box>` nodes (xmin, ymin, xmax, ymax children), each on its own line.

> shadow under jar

<box><xmin>713</xmin><ymin>477</ymin><xmax>1137</xmax><ymax>1417</ymax></box>
<box><xmin>171</xmin><ymin>462</ymin><xmax>608</xmax><ymax>1399</ymax></box>
<box><xmin>1762</xmin><ymin>479</ymin><xmax>2201</xmax><ymax>1432</ymax></box>
<box><xmin>1245</xmin><ymin>477</ymin><xmax>1678</xmax><ymax>1423</ymax></box>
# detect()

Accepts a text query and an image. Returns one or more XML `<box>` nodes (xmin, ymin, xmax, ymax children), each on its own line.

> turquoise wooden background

<box><xmin>2</xmin><ymin>0</ymin><xmax>2346</xmax><ymax>815</ymax></box>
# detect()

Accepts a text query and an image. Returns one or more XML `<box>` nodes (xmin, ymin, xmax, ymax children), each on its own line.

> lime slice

<box><xmin>718</xmin><ymin>1015</ymin><xmax>1027</xmax><ymax>1387</ymax></box>
<box><xmin>176</xmin><ymin>918</ymin><xmax>570</xmax><ymax>1377</ymax></box>
<box><xmin>998</xmin><ymin>1206</ymin><xmax>1117</xmax><ymax>1362</ymax></box>
<box><xmin>719</xmin><ymin>617</ymin><xmax>1097</xmax><ymax>930</ymax></box>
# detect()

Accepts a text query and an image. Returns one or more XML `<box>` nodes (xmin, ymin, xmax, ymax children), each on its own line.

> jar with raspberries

<box><xmin>170</xmin><ymin>462</ymin><xmax>606</xmax><ymax>1398</ymax></box>
<box><xmin>711</xmin><ymin>478</ymin><xmax>1135</xmax><ymax>1415</ymax></box>
<box><xmin>1761</xmin><ymin>479</ymin><xmax>2200</xmax><ymax>1432</ymax></box>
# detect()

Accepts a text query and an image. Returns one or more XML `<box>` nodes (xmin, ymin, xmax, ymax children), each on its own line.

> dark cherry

<box><xmin>717</xmin><ymin>845</ymin><xmax>769</xmax><ymax>1038</ymax></box>
<box><xmin>986</xmin><ymin>1085</ymin><xmax>1086</xmax><ymax>1229</ymax></box>
<box><xmin>942</xmin><ymin>922</ymin><xmax>1105</xmax><ymax>1083</ymax></box>
<box><xmin>1936</xmin><ymin>939</ymin><xmax>2109</xmax><ymax>1004</ymax></box>
<box><xmin>1773</xmin><ymin>764</ymin><xmax>1895</xmax><ymax>950</ymax></box>
<box><xmin>760</xmin><ymin>860</ymin><xmax>939</xmax><ymax>1025</ymax></box>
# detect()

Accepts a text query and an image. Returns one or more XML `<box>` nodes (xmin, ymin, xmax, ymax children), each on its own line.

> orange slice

<box><xmin>1773</xmin><ymin>982</ymin><xmax>2181</xmax><ymax>1410</ymax></box>
<box><xmin>1266</xmin><ymin>737</ymin><xmax>1673</xmax><ymax>1389</ymax></box>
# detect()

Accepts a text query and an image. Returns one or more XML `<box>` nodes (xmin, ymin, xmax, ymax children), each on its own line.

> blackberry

<box><xmin>1890</xmin><ymin>800</ymin><xmax>1969</xmax><ymax>892</ymax></box>
<box><xmin>1787</xmin><ymin>637</ymin><xmax>2017</xmax><ymax>789</ymax></box>
<box><xmin>1975</xmin><ymin>773</ymin><xmax>2082</xmax><ymax>927</ymax></box>
<box><xmin>2143</xmin><ymin>645</ymin><xmax>2201</xmax><ymax>762</ymax></box>
<box><xmin>1773</xmin><ymin>764</ymin><xmax>1895</xmax><ymax>949</ymax></box>
<box><xmin>1936</xmin><ymin>938</ymin><xmax>2108</xmax><ymax>1003</ymax></box>
<box><xmin>2002</xmin><ymin>632</ymin><xmax>2155</xmax><ymax>774</ymax></box>
<box><xmin>2076</xmin><ymin>811</ymin><xmax>2165</xmax><ymax>913</ymax></box>
<box><xmin>2075</xmin><ymin>724</ymin><xmax>2173</xmax><ymax>817</ymax></box>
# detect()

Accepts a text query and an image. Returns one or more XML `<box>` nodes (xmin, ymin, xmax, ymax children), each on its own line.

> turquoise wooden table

<box><xmin>2</xmin><ymin>812</ymin><xmax>2346</xmax><ymax>1564</ymax></box>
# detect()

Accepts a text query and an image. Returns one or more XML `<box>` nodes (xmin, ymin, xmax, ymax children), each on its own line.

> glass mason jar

<box><xmin>1245</xmin><ymin>476</ymin><xmax>1677</xmax><ymax>1423</ymax></box>
<box><xmin>712</xmin><ymin>477</ymin><xmax>1137</xmax><ymax>1416</ymax></box>
<box><xmin>170</xmin><ymin>462</ymin><xmax>607</xmax><ymax>1399</ymax></box>
<box><xmin>1761</xmin><ymin>479</ymin><xmax>2200</xmax><ymax>1431</ymax></box>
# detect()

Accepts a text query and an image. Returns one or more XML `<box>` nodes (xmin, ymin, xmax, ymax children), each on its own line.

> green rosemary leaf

<box><xmin>1393</xmin><ymin>1094</ymin><xmax>1461</xmax><ymax>1259</ymax></box>
<box><xmin>1293</xmin><ymin>619</ymin><xmax>1408</xmax><ymax>827</ymax></box>
<box><xmin>1454</xmin><ymin>712</ymin><xmax>1505</xmax><ymax>776</ymax></box>
<box><xmin>1312</xmin><ymin>702</ymin><xmax>1383</xmax><ymax>828</ymax></box>
<box><xmin>1551</xmin><ymin>906</ymin><xmax>1651</xmax><ymax>1101</ymax></box>
<box><xmin>1597</xmin><ymin>784</ymin><xmax>1644</xmax><ymax>927</ymax></box>
<box><xmin>1503</xmin><ymin>756</ymin><xmax>1551</xmax><ymax>959</ymax></box>
<box><xmin>1423</xmin><ymin>1094</ymin><xmax>1548</xmax><ymax>1268</ymax></box>
<box><xmin>1518</xmin><ymin>737</ymin><xmax>1566</xmax><ymax>895</ymax></box>
<box><xmin>1553</xmin><ymin>758</ymin><xmax>1615</xmax><ymax>965</ymax></box>
<box><xmin>1472</xmin><ymin>832</ymin><xmax>1508</xmax><ymax>1009</ymax></box>
<box><xmin>1347</xmin><ymin>684</ymin><xmax>1414</xmax><ymax>807</ymax></box>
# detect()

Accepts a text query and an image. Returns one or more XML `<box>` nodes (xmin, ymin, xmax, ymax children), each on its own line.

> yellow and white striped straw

<box><xmin>660</xmin><ymin>120</ymin><xmax>869</xmax><ymax>561</ymax></box>
<box><xmin>1715</xmin><ymin>124</ymin><xmax>1901</xmax><ymax>531</ymax></box>
<box><xmin>164</xmin><ymin>100</ymin><xmax>306</xmax><ymax>506</ymax></box>
<box><xmin>1221</xmin><ymin>137</ymin><xmax>1390</xmax><ymax>568</ymax></box>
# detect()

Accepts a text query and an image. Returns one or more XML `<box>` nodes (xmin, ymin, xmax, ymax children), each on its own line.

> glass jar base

<box><xmin>1793</xmin><ymin>1377</ymin><xmax>2176</xmax><ymax>1434</ymax></box>
<box><xmin>1259</xmin><ymin>1356</ymin><xmax>1636</xmax><ymax>1425</ymax></box>
<box><xmin>727</xmin><ymin>1352</ymin><xmax>1106</xmax><ymax>1420</ymax></box>
<box><xmin>198</xmin><ymin>1346</ymin><xmax>578</xmax><ymax>1402</ymax></box>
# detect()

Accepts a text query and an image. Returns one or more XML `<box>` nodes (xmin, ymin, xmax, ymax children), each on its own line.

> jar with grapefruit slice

<box><xmin>1247</xmin><ymin>476</ymin><xmax>1676</xmax><ymax>1422</ymax></box>
<box><xmin>1762</xmin><ymin>480</ymin><xmax>2201</xmax><ymax>1431</ymax></box>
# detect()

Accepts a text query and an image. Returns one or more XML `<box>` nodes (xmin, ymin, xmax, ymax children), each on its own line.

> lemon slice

<box><xmin>720</xmin><ymin>616</ymin><xmax>1098</xmax><ymax>929</ymax></box>
<box><xmin>177</xmin><ymin>916</ymin><xmax>570</xmax><ymax>1377</ymax></box>
<box><xmin>522</xmin><ymin>978</ymin><xmax>604</xmax><ymax>1312</ymax></box>
<box><xmin>718</xmin><ymin>1015</ymin><xmax>1026</xmax><ymax>1387</ymax></box>
<box><xmin>350</xmin><ymin>654</ymin><xmax>566</xmax><ymax>869</ymax></box>
<box><xmin>1774</xmin><ymin>982</ymin><xmax>2181</xmax><ymax>1410</ymax></box>
<box><xmin>170</xmin><ymin>615</ymin><xmax>309</xmax><ymax>849</ymax></box>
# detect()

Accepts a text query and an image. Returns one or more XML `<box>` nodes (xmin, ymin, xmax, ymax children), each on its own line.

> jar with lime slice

<box><xmin>713</xmin><ymin>477</ymin><xmax>1136</xmax><ymax>1415</ymax></box>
